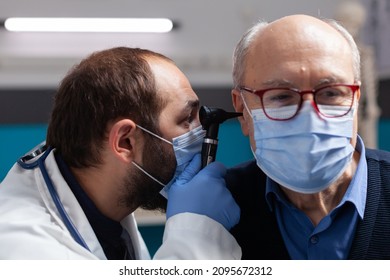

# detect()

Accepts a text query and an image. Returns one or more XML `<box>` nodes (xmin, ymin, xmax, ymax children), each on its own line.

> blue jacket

<box><xmin>226</xmin><ymin>149</ymin><xmax>390</xmax><ymax>259</ymax></box>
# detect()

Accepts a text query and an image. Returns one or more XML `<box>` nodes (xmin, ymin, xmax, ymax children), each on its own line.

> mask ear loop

<box><xmin>133</xmin><ymin>124</ymin><xmax>172</xmax><ymax>187</ymax></box>
<box><xmin>240</xmin><ymin>91</ymin><xmax>253</xmax><ymax>118</ymax></box>
<box><xmin>132</xmin><ymin>161</ymin><xmax>166</xmax><ymax>187</ymax></box>
<box><xmin>136</xmin><ymin>125</ymin><xmax>172</xmax><ymax>146</ymax></box>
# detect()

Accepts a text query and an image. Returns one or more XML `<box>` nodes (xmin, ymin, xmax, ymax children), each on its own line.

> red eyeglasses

<box><xmin>239</xmin><ymin>84</ymin><xmax>360</xmax><ymax>120</ymax></box>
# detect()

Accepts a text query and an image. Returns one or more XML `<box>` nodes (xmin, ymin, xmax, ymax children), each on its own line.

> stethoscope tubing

<box><xmin>17</xmin><ymin>145</ymin><xmax>90</xmax><ymax>251</ymax></box>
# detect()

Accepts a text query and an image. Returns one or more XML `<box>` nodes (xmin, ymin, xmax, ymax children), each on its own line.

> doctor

<box><xmin>0</xmin><ymin>47</ymin><xmax>241</xmax><ymax>259</ymax></box>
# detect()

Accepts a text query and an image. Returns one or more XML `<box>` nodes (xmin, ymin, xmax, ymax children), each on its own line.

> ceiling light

<box><xmin>4</xmin><ymin>17</ymin><xmax>174</xmax><ymax>33</ymax></box>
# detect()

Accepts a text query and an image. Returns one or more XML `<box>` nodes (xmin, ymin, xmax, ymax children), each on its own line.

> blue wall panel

<box><xmin>379</xmin><ymin>120</ymin><xmax>390</xmax><ymax>152</ymax></box>
<box><xmin>215</xmin><ymin>119</ymin><xmax>253</xmax><ymax>166</ymax></box>
<box><xmin>0</xmin><ymin>124</ymin><xmax>47</xmax><ymax>180</ymax></box>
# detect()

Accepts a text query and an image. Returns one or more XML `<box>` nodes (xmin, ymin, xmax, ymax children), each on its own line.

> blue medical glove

<box><xmin>166</xmin><ymin>153</ymin><xmax>240</xmax><ymax>230</ymax></box>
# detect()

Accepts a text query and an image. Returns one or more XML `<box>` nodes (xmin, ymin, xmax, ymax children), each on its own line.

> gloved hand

<box><xmin>166</xmin><ymin>153</ymin><xmax>240</xmax><ymax>230</ymax></box>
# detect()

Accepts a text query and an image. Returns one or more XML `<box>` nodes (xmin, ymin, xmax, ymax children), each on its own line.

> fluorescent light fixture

<box><xmin>4</xmin><ymin>17</ymin><xmax>174</xmax><ymax>33</ymax></box>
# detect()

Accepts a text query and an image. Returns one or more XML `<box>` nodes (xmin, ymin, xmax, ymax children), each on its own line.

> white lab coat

<box><xmin>0</xmin><ymin>149</ymin><xmax>241</xmax><ymax>260</ymax></box>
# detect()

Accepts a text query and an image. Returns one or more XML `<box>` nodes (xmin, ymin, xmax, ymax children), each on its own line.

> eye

<box><xmin>186</xmin><ymin>113</ymin><xmax>194</xmax><ymax>123</ymax></box>
<box><xmin>316</xmin><ymin>87</ymin><xmax>346</xmax><ymax>105</ymax></box>
<box><xmin>318</xmin><ymin>88</ymin><xmax>342</xmax><ymax>98</ymax></box>
<box><xmin>178</xmin><ymin>111</ymin><xmax>195</xmax><ymax>129</ymax></box>
<box><xmin>179</xmin><ymin>100</ymin><xmax>200</xmax><ymax>128</ymax></box>
<box><xmin>263</xmin><ymin>89</ymin><xmax>299</xmax><ymax>107</ymax></box>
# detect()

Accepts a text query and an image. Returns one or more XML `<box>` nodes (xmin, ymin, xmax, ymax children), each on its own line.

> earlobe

<box><xmin>109</xmin><ymin>119</ymin><xmax>137</xmax><ymax>163</ymax></box>
<box><xmin>231</xmin><ymin>89</ymin><xmax>250</xmax><ymax>136</ymax></box>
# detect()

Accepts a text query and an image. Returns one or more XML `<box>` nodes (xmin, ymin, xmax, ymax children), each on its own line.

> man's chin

<box><xmin>140</xmin><ymin>205</ymin><xmax>166</xmax><ymax>213</ymax></box>
<box><xmin>139</xmin><ymin>193</ymin><xmax>167</xmax><ymax>212</ymax></box>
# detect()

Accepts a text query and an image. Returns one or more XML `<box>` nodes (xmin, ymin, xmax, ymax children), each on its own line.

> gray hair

<box><xmin>232</xmin><ymin>17</ymin><xmax>361</xmax><ymax>88</ymax></box>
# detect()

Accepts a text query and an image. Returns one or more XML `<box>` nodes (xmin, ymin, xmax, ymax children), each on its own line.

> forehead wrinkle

<box><xmin>262</xmin><ymin>79</ymin><xmax>295</xmax><ymax>88</ymax></box>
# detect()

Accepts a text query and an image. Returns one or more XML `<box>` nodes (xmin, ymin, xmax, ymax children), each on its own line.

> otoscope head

<box><xmin>199</xmin><ymin>106</ymin><xmax>242</xmax><ymax>130</ymax></box>
<box><xmin>199</xmin><ymin>106</ymin><xmax>243</xmax><ymax>168</ymax></box>
<box><xmin>199</xmin><ymin>106</ymin><xmax>243</xmax><ymax>139</ymax></box>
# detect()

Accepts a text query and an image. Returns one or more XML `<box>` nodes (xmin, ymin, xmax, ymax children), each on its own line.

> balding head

<box><xmin>232</xmin><ymin>14</ymin><xmax>361</xmax><ymax>88</ymax></box>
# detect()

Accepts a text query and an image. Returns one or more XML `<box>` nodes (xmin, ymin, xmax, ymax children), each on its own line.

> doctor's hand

<box><xmin>166</xmin><ymin>154</ymin><xmax>240</xmax><ymax>230</ymax></box>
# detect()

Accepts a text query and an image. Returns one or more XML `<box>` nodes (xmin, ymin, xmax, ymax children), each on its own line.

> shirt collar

<box><xmin>54</xmin><ymin>153</ymin><xmax>124</xmax><ymax>241</ymax></box>
<box><xmin>341</xmin><ymin>135</ymin><xmax>367</xmax><ymax>218</ymax></box>
<box><xmin>266</xmin><ymin>135</ymin><xmax>367</xmax><ymax>219</ymax></box>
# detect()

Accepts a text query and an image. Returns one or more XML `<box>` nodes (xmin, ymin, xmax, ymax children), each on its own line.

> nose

<box><xmin>299</xmin><ymin>90</ymin><xmax>320</xmax><ymax>116</ymax></box>
<box><xmin>301</xmin><ymin>91</ymin><xmax>315</xmax><ymax>102</ymax></box>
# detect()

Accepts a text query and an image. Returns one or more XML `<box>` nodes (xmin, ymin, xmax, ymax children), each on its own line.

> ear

<box><xmin>108</xmin><ymin>119</ymin><xmax>138</xmax><ymax>163</ymax></box>
<box><xmin>232</xmin><ymin>88</ymin><xmax>250</xmax><ymax>136</ymax></box>
<box><xmin>356</xmin><ymin>87</ymin><xmax>361</xmax><ymax>102</ymax></box>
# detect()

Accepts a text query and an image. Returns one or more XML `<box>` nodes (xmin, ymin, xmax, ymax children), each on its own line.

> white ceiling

<box><xmin>0</xmin><ymin>0</ymin><xmax>341</xmax><ymax>88</ymax></box>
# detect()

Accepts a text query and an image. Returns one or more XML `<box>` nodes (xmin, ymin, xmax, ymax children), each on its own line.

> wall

<box><xmin>1</xmin><ymin>0</ymin><xmax>389</xmax><ymax>257</ymax></box>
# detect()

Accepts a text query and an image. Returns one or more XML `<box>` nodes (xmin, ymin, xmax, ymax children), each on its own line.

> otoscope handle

<box><xmin>201</xmin><ymin>139</ymin><xmax>218</xmax><ymax>168</ymax></box>
<box><xmin>199</xmin><ymin>105</ymin><xmax>243</xmax><ymax>169</ymax></box>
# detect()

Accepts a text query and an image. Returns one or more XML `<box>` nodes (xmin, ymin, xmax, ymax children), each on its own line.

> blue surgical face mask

<box><xmin>245</xmin><ymin>100</ymin><xmax>355</xmax><ymax>194</ymax></box>
<box><xmin>132</xmin><ymin>125</ymin><xmax>205</xmax><ymax>198</ymax></box>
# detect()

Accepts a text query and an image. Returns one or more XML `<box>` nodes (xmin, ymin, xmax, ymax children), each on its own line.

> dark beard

<box><xmin>119</xmin><ymin>132</ymin><xmax>176</xmax><ymax>213</ymax></box>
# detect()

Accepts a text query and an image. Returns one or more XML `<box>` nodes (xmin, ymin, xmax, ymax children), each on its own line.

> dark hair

<box><xmin>46</xmin><ymin>47</ymin><xmax>171</xmax><ymax>168</ymax></box>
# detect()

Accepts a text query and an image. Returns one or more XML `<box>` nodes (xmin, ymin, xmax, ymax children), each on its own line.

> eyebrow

<box><xmin>176</xmin><ymin>99</ymin><xmax>199</xmax><ymax>119</ymax></box>
<box><xmin>262</xmin><ymin>76</ymin><xmax>346</xmax><ymax>89</ymax></box>
<box><xmin>316</xmin><ymin>77</ymin><xmax>344</xmax><ymax>86</ymax></box>
<box><xmin>186</xmin><ymin>99</ymin><xmax>200</xmax><ymax>111</ymax></box>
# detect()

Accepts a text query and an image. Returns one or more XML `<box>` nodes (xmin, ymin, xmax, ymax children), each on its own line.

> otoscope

<box><xmin>199</xmin><ymin>106</ymin><xmax>243</xmax><ymax>168</ymax></box>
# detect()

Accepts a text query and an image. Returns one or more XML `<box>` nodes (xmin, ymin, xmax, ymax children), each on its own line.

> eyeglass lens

<box><xmin>247</xmin><ymin>85</ymin><xmax>355</xmax><ymax>120</ymax></box>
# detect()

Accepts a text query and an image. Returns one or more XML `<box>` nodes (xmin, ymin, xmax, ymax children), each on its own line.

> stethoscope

<box><xmin>17</xmin><ymin>142</ymin><xmax>90</xmax><ymax>251</ymax></box>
